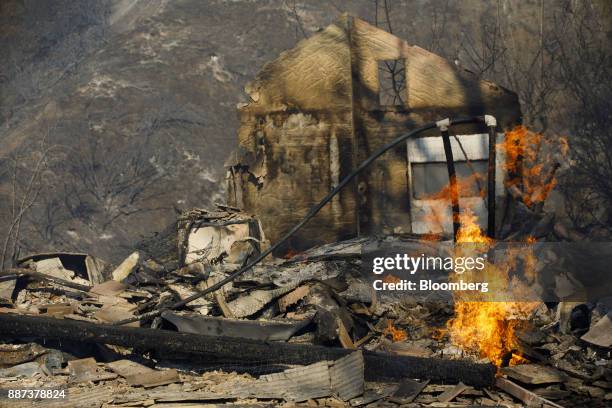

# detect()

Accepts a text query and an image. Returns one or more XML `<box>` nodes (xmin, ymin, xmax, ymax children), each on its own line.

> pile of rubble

<box><xmin>0</xmin><ymin>207</ymin><xmax>610</xmax><ymax>407</ymax></box>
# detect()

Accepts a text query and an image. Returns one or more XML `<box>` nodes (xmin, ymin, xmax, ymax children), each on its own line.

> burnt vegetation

<box><xmin>0</xmin><ymin>1</ymin><xmax>610</xmax><ymax>262</ymax></box>
<box><xmin>0</xmin><ymin>2</ymin><xmax>610</xmax><ymax>406</ymax></box>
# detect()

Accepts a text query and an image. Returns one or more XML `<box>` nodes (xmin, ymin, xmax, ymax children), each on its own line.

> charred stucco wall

<box><xmin>227</xmin><ymin>17</ymin><xmax>358</xmax><ymax>253</ymax></box>
<box><xmin>348</xmin><ymin>18</ymin><xmax>521</xmax><ymax>236</ymax></box>
<box><xmin>227</xmin><ymin>15</ymin><xmax>522</xmax><ymax>252</ymax></box>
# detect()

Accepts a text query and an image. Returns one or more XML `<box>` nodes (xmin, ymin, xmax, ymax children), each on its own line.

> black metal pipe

<box><xmin>113</xmin><ymin>116</ymin><xmax>485</xmax><ymax>326</ymax></box>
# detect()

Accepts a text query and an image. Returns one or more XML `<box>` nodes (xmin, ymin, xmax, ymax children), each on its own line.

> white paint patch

<box><xmin>185</xmin><ymin>223</ymin><xmax>249</xmax><ymax>264</ymax></box>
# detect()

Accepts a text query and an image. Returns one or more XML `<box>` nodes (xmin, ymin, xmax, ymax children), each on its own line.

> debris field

<box><xmin>0</xmin><ymin>207</ymin><xmax>610</xmax><ymax>408</ymax></box>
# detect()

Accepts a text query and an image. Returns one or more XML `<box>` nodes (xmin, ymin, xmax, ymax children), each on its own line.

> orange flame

<box><xmin>383</xmin><ymin>320</ymin><xmax>408</xmax><ymax>342</ymax></box>
<box><xmin>432</xmin><ymin>328</ymin><xmax>448</xmax><ymax>341</ymax></box>
<box><xmin>501</xmin><ymin>126</ymin><xmax>568</xmax><ymax>207</ymax></box>
<box><xmin>445</xmin><ymin>125</ymin><xmax>569</xmax><ymax>367</ymax></box>
<box><xmin>455</xmin><ymin>208</ymin><xmax>493</xmax><ymax>245</ymax></box>
<box><xmin>509</xmin><ymin>353</ymin><xmax>531</xmax><ymax>366</ymax></box>
<box><xmin>447</xmin><ymin>211</ymin><xmax>539</xmax><ymax>367</ymax></box>
<box><xmin>427</xmin><ymin>173</ymin><xmax>486</xmax><ymax>202</ymax></box>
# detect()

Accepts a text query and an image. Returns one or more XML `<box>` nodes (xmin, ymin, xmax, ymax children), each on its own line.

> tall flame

<box><xmin>501</xmin><ymin>126</ymin><xmax>568</xmax><ymax>208</ymax></box>
<box><xmin>445</xmin><ymin>126</ymin><xmax>567</xmax><ymax>367</ymax></box>
<box><xmin>447</xmin><ymin>209</ymin><xmax>538</xmax><ymax>367</ymax></box>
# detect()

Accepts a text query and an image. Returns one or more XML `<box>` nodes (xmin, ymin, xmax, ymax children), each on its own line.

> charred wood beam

<box><xmin>437</xmin><ymin>120</ymin><xmax>460</xmax><ymax>240</ymax></box>
<box><xmin>495</xmin><ymin>377</ymin><xmax>565</xmax><ymax>408</ymax></box>
<box><xmin>0</xmin><ymin>313</ymin><xmax>495</xmax><ymax>387</ymax></box>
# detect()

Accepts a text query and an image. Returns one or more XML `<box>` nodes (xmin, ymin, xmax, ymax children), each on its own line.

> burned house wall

<box><xmin>227</xmin><ymin>15</ymin><xmax>522</xmax><ymax>252</ymax></box>
<box><xmin>227</xmin><ymin>17</ymin><xmax>358</xmax><ymax>252</ymax></box>
<box><xmin>347</xmin><ymin>18</ymin><xmax>521</xmax><ymax>236</ymax></box>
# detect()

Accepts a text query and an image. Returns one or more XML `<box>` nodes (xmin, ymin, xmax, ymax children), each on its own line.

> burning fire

<box><xmin>428</xmin><ymin>173</ymin><xmax>487</xmax><ymax>202</ymax></box>
<box><xmin>383</xmin><ymin>319</ymin><xmax>408</xmax><ymax>342</ymax></box>
<box><xmin>501</xmin><ymin>126</ymin><xmax>568</xmax><ymax>208</ymax></box>
<box><xmin>447</xmin><ymin>210</ymin><xmax>539</xmax><ymax>367</ymax></box>
<box><xmin>445</xmin><ymin>126</ymin><xmax>567</xmax><ymax>368</ymax></box>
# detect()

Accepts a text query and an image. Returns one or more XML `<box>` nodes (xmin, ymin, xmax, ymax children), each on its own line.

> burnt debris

<box><xmin>0</xmin><ymin>15</ymin><xmax>609</xmax><ymax>408</ymax></box>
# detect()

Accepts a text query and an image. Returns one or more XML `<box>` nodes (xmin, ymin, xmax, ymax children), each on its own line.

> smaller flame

<box><xmin>428</xmin><ymin>173</ymin><xmax>486</xmax><ymax>201</ymax></box>
<box><xmin>501</xmin><ymin>126</ymin><xmax>568</xmax><ymax>208</ymax></box>
<box><xmin>383</xmin><ymin>320</ymin><xmax>408</xmax><ymax>342</ymax></box>
<box><xmin>432</xmin><ymin>328</ymin><xmax>448</xmax><ymax>341</ymax></box>
<box><xmin>509</xmin><ymin>353</ymin><xmax>530</xmax><ymax>366</ymax></box>
<box><xmin>455</xmin><ymin>208</ymin><xmax>493</xmax><ymax>244</ymax></box>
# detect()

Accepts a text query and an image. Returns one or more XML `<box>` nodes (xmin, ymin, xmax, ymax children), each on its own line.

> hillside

<box><xmin>1</xmin><ymin>0</ymin><xmax>604</xmax><ymax>263</ymax></box>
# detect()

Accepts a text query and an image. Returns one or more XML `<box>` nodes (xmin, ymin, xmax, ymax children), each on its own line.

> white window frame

<box><xmin>407</xmin><ymin>133</ymin><xmax>506</xmax><ymax>235</ymax></box>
